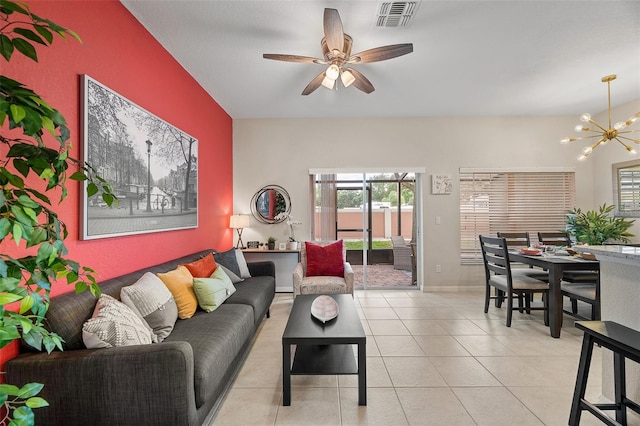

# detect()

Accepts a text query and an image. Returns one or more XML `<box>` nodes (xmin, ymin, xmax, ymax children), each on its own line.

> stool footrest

<box><xmin>570</xmin><ymin>321</ymin><xmax>640</xmax><ymax>426</ymax></box>
<box><xmin>580</xmin><ymin>399</ymin><xmax>623</xmax><ymax>426</ymax></box>
<box><xmin>623</xmin><ymin>397</ymin><xmax>640</xmax><ymax>416</ymax></box>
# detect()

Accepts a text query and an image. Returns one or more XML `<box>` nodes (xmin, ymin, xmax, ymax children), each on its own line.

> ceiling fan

<box><xmin>263</xmin><ymin>8</ymin><xmax>413</xmax><ymax>95</ymax></box>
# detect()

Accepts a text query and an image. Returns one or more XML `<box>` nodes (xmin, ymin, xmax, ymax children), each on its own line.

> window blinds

<box><xmin>618</xmin><ymin>167</ymin><xmax>640</xmax><ymax>213</ymax></box>
<box><xmin>460</xmin><ymin>171</ymin><xmax>576</xmax><ymax>263</ymax></box>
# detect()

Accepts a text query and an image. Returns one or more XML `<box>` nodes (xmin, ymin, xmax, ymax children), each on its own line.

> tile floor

<box><xmin>210</xmin><ymin>289</ymin><xmax>618</xmax><ymax>425</ymax></box>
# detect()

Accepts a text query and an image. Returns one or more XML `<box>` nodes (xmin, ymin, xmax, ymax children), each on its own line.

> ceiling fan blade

<box><xmin>263</xmin><ymin>54</ymin><xmax>326</xmax><ymax>64</ymax></box>
<box><xmin>348</xmin><ymin>68</ymin><xmax>375</xmax><ymax>94</ymax></box>
<box><xmin>323</xmin><ymin>8</ymin><xmax>344</xmax><ymax>53</ymax></box>
<box><xmin>348</xmin><ymin>43</ymin><xmax>413</xmax><ymax>63</ymax></box>
<box><xmin>301</xmin><ymin>71</ymin><xmax>326</xmax><ymax>96</ymax></box>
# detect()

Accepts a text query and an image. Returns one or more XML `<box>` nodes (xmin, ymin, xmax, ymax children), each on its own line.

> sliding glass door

<box><xmin>312</xmin><ymin>171</ymin><xmax>421</xmax><ymax>290</ymax></box>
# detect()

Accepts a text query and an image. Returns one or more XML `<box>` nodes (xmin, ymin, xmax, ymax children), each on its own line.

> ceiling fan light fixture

<box><xmin>264</xmin><ymin>8</ymin><xmax>413</xmax><ymax>95</ymax></box>
<box><xmin>321</xmin><ymin>76</ymin><xmax>335</xmax><ymax>89</ymax></box>
<box><xmin>340</xmin><ymin>69</ymin><xmax>355</xmax><ymax>87</ymax></box>
<box><xmin>326</xmin><ymin>64</ymin><xmax>340</xmax><ymax>81</ymax></box>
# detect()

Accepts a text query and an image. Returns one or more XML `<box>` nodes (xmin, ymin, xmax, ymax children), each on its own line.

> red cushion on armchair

<box><xmin>305</xmin><ymin>240</ymin><xmax>345</xmax><ymax>277</ymax></box>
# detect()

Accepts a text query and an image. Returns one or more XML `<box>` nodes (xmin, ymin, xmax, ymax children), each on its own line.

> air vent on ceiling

<box><xmin>375</xmin><ymin>1</ymin><xmax>420</xmax><ymax>28</ymax></box>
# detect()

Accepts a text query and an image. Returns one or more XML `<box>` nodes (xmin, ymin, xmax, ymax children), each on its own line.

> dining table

<box><xmin>508</xmin><ymin>251</ymin><xmax>600</xmax><ymax>338</ymax></box>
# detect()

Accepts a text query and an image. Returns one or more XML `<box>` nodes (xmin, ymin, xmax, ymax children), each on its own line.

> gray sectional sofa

<box><xmin>5</xmin><ymin>249</ymin><xmax>275</xmax><ymax>426</ymax></box>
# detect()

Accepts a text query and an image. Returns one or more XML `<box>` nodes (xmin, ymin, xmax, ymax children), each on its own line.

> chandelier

<box><xmin>561</xmin><ymin>74</ymin><xmax>640</xmax><ymax>161</ymax></box>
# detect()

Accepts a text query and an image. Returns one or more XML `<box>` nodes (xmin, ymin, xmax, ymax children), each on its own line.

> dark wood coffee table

<box><xmin>282</xmin><ymin>294</ymin><xmax>366</xmax><ymax>406</ymax></box>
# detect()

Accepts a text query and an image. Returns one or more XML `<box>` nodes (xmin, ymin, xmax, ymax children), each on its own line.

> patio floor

<box><xmin>351</xmin><ymin>264</ymin><xmax>415</xmax><ymax>288</ymax></box>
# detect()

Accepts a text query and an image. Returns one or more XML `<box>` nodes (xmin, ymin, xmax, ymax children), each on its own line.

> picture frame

<box><xmin>431</xmin><ymin>174</ymin><xmax>452</xmax><ymax>195</ymax></box>
<box><xmin>81</xmin><ymin>75</ymin><xmax>198</xmax><ymax>240</ymax></box>
<box><xmin>278</xmin><ymin>242</ymin><xmax>287</xmax><ymax>251</ymax></box>
<box><xmin>247</xmin><ymin>241</ymin><xmax>260</xmax><ymax>249</ymax></box>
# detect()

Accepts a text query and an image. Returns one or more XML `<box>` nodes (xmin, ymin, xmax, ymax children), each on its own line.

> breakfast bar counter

<box><xmin>572</xmin><ymin>245</ymin><xmax>640</xmax><ymax>417</ymax></box>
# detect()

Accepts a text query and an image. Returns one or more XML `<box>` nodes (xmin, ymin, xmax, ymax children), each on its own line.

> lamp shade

<box><xmin>230</xmin><ymin>214</ymin><xmax>250</xmax><ymax>229</ymax></box>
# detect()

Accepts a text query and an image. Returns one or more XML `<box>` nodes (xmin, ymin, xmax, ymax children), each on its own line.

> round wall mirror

<box><xmin>250</xmin><ymin>185</ymin><xmax>291</xmax><ymax>224</ymax></box>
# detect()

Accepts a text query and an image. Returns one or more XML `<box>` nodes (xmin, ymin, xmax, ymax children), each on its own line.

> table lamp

<box><xmin>229</xmin><ymin>214</ymin><xmax>250</xmax><ymax>249</ymax></box>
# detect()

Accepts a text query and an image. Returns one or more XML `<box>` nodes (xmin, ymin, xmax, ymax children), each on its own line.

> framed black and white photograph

<box><xmin>81</xmin><ymin>75</ymin><xmax>198</xmax><ymax>240</ymax></box>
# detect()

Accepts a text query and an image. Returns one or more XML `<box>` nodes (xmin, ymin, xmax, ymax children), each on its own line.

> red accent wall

<box><xmin>2</xmin><ymin>0</ymin><xmax>234</xmax><ymax>296</ymax></box>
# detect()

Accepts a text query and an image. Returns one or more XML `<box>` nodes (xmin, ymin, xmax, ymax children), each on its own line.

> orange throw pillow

<box><xmin>157</xmin><ymin>266</ymin><xmax>197</xmax><ymax>319</ymax></box>
<box><xmin>181</xmin><ymin>253</ymin><xmax>217</xmax><ymax>278</ymax></box>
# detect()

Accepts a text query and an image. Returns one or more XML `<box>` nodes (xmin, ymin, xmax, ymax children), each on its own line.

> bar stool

<box><xmin>570</xmin><ymin>321</ymin><xmax>640</xmax><ymax>425</ymax></box>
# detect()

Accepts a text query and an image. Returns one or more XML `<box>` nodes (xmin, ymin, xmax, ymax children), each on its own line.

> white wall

<box><xmin>590</xmin><ymin>100</ymin><xmax>640</xmax><ymax>239</ymax></box>
<box><xmin>233</xmin><ymin>104</ymin><xmax>639</xmax><ymax>288</ymax></box>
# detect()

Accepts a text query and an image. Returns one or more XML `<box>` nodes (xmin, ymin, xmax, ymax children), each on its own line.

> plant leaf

<box><xmin>12</xmin><ymin>37</ymin><xmax>38</xmax><ymax>62</ymax></box>
<box><xmin>34</xmin><ymin>25</ymin><xmax>54</xmax><ymax>43</ymax></box>
<box><xmin>87</xmin><ymin>182</ymin><xmax>98</xmax><ymax>197</ymax></box>
<box><xmin>0</xmin><ymin>384</ymin><xmax>20</xmax><ymax>396</ymax></box>
<box><xmin>12</xmin><ymin>222</ymin><xmax>23</xmax><ymax>244</ymax></box>
<box><xmin>0</xmin><ymin>34</ymin><xmax>15</xmax><ymax>61</ymax></box>
<box><xmin>13</xmin><ymin>28</ymin><xmax>46</xmax><ymax>45</ymax></box>
<box><xmin>0</xmin><ymin>292</ymin><xmax>22</xmax><ymax>304</ymax></box>
<box><xmin>9</xmin><ymin>104</ymin><xmax>26</xmax><ymax>124</ymax></box>
<box><xmin>25</xmin><ymin>396</ymin><xmax>49</xmax><ymax>408</ymax></box>
<box><xmin>69</xmin><ymin>171</ymin><xmax>87</xmax><ymax>181</ymax></box>
<box><xmin>17</xmin><ymin>383</ymin><xmax>44</xmax><ymax>399</ymax></box>
<box><xmin>12</xmin><ymin>158</ymin><xmax>30</xmax><ymax>178</ymax></box>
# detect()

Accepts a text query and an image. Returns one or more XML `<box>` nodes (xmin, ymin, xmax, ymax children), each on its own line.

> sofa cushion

<box><xmin>82</xmin><ymin>294</ymin><xmax>155</xmax><ymax>348</ymax></box>
<box><xmin>225</xmin><ymin>276</ymin><xmax>275</xmax><ymax>323</ymax></box>
<box><xmin>181</xmin><ymin>253</ymin><xmax>217</xmax><ymax>278</ymax></box>
<box><xmin>158</xmin><ymin>266</ymin><xmax>198</xmax><ymax>319</ymax></box>
<box><xmin>305</xmin><ymin>240</ymin><xmax>345</xmax><ymax>277</ymax></box>
<box><xmin>193</xmin><ymin>267</ymin><xmax>237</xmax><ymax>312</ymax></box>
<box><xmin>165</xmin><ymin>304</ymin><xmax>254</xmax><ymax>409</ymax></box>
<box><xmin>214</xmin><ymin>249</ymin><xmax>251</xmax><ymax>278</ymax></box>
<box><xmin>120</xmin><ymin>272</ymin><xmax>178</xmax><ymax>342</ymax></box>
<box><xmin>218</xmin><ymin>264</ymin><xmax>244</xmax><ymax>283</ymax></box>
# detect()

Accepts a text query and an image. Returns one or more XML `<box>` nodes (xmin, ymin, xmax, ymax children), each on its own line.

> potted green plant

<box><xmin>267</xmin><ymin>237</ymin><xmax>276</xmax><ymax>250</ymax></box>
<box><xmin>0</xmin><ymin>2</ymin><xmax>115</xmax><ymax>423</ymax></box>
<box><xmin>566</xmin><ymin>204</ymin><xmax>635</xmax><ymax>245</ymax></box>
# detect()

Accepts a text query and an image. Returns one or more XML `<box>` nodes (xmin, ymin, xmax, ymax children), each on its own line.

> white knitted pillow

<box><xmin>82</xmin><ymin>294</ymin><xmax>155</xmax><ymax>349</ymax></box>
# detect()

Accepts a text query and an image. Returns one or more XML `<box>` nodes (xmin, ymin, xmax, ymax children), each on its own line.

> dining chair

<box><xmin>538</xmin><ymin>231</ymin><xmax>599</xmax><ymax>319</ymax></box>
<box><xmin>537</xmin><ymin>231</ymin><xmax>572</xmax><ymax>247</ymax></box>
<box><xmin>479</xmin><ymin>235</ymin><xmax>549</xmax><ymax>327</ymax></box>
<box><xmin>561</xmin><ymin>282</ymin><xmax>600</xmax><ymax>320</ymax></box>
<box><xmin>497</xmin><ymin>232</ymin><xmax>549</xmax><ymax>282</ymax></box>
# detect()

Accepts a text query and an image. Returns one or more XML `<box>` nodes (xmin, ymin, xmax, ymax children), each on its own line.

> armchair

<box><xmin>293</xmin><ymin>240</ymin><xmax>354</xmax><ymax>297</ymax></box>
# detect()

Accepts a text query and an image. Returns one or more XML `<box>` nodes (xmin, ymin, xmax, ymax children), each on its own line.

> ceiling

<box><xmin>121</xmin><ymin>1</ymin><xmax>640</xmax><ymax>120</ymax></box>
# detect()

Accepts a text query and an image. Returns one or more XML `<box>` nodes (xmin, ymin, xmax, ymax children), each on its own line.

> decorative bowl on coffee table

<box><xmin>310</xmin><ymin>295</ymin><xmax>339</xmax><ymax>323</ymax></box>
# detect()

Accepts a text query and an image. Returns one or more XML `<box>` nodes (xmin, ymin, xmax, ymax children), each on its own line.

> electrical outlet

<box><xmin>435</xmin><ymin>216</ymin><xmax>441</xmax><ymax>225</ymax></box>
<box><xmin>436</xmin><ymin>264</ymin><xmax>442</xmax><ymax>273</ymax></box>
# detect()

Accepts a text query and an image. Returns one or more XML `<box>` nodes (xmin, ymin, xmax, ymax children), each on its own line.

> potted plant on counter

<box><xmin>566</xmin><ymin>204</ymin><xmax>635</xmax><ymax>245</ymax></box>
<box><xmin>267</xmin><ymin>237</ymin><xmax>276</xmax><ymax>250</ymax></box>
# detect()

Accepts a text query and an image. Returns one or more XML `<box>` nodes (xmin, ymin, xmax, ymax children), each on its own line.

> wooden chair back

<box><xmin>497</xmin><ymin>232</ymin><xmax>531</xmax><ymax>249</ymax></box>
<box><xmin>479</xmin><ymin>235</ymin><xmax>512</xmax><ymax>284</ymax></box>
<box><xmin>537</xmin><ymin>231</ymin><xmax>571</xmax><ymax>247</ymax></box>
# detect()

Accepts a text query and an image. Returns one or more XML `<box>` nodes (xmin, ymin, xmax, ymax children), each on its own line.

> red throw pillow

<box><xmin>181</xmin><ymin>253</ymin><xmax>217</xmax><ymax>278</ymax></box>
<box><xmin>305</xmin><ymin>241</ymin><xmax>345</xmax><ymax>277</ymax></box>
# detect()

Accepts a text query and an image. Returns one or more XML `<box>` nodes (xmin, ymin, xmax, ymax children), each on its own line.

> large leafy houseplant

<box><xmin>0</xmin><ymin>1</ymin><xmax>115</xmax><ymax>424</ymax></box>
<box><xmin>566</xmin><ymin>203</ymin><xmax>635</xmax><ymax>245</ymax></box>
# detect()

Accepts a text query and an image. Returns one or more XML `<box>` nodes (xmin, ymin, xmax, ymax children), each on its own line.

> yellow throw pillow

<box><xmin>157</xmin><ymin>266</ymin><xmax>197</xmax><ymax>319</ymax></box>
